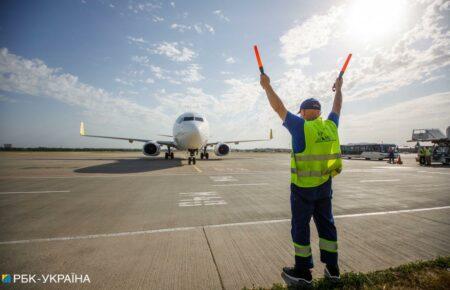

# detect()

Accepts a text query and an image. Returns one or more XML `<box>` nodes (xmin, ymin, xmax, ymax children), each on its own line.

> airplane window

<box><xmin>183</xmin><ymin>117</ymin><xmax>194</xmax><ymax>121</ymax></box>
<box><xmin>195</xmin><ymin>117</ymin><xmax>204</xmax><ymax>122</ymax></box>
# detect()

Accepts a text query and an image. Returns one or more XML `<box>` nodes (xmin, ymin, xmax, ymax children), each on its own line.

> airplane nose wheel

<box><xmin>188</xmin><ymin>150</ymin><xmax>196</xmax><ymax>165</ymax></box>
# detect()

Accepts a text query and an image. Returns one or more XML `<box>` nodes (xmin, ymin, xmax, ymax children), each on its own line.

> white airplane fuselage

<box><xmin>173</xmin><ymin>112</ymin><xmax>209</xmax><ymax>150</ymax></box>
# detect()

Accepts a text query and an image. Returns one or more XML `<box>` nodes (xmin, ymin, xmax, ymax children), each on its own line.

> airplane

<box><xmin>80</xmin><ymin>112</ymin><xmax>272</xmax><ymax>165</ymax></box>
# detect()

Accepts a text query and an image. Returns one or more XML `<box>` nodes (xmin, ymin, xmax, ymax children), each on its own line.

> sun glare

<box><xmin>346</xmin><ymin>0</ymin><xmax>406</xmax><ymax>41</ymax></box>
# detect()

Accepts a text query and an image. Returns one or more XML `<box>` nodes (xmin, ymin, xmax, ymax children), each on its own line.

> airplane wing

<box><xmin>206</xmin><ymin>129</ymin><xmax>273</xmax><ymax>146</ymax></box>
<box><xmin>79</xmin><ymin>122</ymin><xmax>175</xmax><ymax>147</ymax></box>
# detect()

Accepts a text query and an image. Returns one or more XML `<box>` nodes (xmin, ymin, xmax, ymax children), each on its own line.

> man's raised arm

<box><xmin>260</xmin><ymin>74</ymin><xmax>287</xmax><ymax>121</ymax></box>
<box><xmin>332</xmin><ymin>77</ymin><xmax>343</xmax><ymax>116</ymax></box>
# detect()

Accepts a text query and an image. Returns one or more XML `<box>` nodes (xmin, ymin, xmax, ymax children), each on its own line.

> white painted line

<box><xmin>212</xmin><ymin>183</ymin><xmax>269</xmax><ymax>187</ymax></box>
<box><xmin>0</xmin><ymin>170</ymin><xmax>288</xmax><ymax>179</ymax></box>
<box><xmin>0</xmin><ymin>190</ymin><xmax>71</xmax><ymax>195</ymax></box>
<box><xmin>193</xmin><ymin>165</ymin><xmax>202</xmax><ymax>173</ymax></box>
<box><xmin>178</xmin><ymin>192</ymin><xmax>227</xmax><ymax>207</ymax></box>
<box><xmin>417</xmin><ymin>170</ymin><xmax>450</xmax><ymax>175</ymax></box>
<box><xmin>372</xmin><ymin>166</ymin><xmax>414</xmax><ymax>170</ymax></box>
<box><xmin>360</xmin><ymin>179</ymin><xmax>400</xmax><ymax>183</ymax></box>
<box><xmin>1</xmin><ymin>205</ymin><xmax>448</xmax><ymax>245</ymax></box>
<box><xmin>334</xmin><ymin>206</ymin><xmax>450</xmax><ymax>218</ymax></box>
<box><xmin>209</xmin><ymin>176</ymin><xmax>237</xmax><ymax>182</ymax></box>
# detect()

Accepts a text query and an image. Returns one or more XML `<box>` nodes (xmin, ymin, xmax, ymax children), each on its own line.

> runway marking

<box><xmin>417</xmin><ymin>170</ymin><xmax>450</xmax><ymax>175</ymax></box>
<box><xmin>209</xmin><ymin>176</ymin><xmax>237</xmax><ymax>182</ymax></box>
<box><xmin>212</xmin><ymin>183</ymin><xmax>269</xmax><ymax>187</ymax></box>
<box><xmin>193</xmin><ymin>165</ymin><xmax>202</xmax><ymax>173</ymax></box>
<box><xmin>1</xmin><ymin>206</ymin><xmax>448</xmax><ymax>245</ymax></box>
<box><xmin>0</xmin><ymin>170</ymin><xmax>287</xmax><ymax>179</ymax></box>
<box><xmin>372</xmin><ymin>166</ymin><xmax>414</xmax><ymax>170</ymax></box>
<box><xmin>0</xmin><ymin>190</ymin><xmax>71</xmax><ymax>195</ymax></box>
<box><xmin>360</xmin><ymin>179</ymin><xmax>400</xmax><ymax>183</ymax></box>
<box><xmin>178</xmin><ymin>191</ymin><xmax>227</xmax><ymax>207</ymax></box>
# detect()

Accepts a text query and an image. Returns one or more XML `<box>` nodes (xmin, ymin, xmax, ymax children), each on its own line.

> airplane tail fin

<box><xmin>80</xmin><ymin>122</ymin><xmax>85</xmax><ymax>136</ymax></box>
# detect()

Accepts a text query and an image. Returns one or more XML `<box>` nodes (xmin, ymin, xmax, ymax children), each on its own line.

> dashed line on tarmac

<box><xmin>193</xmin><ymin>165</ymin><xmax>202</xmax><ymax>173</ymax></box>
<box><xmin>1</xmin><ymin>205</ymin><xmax>449</xmax><ymax>245</ymax></box>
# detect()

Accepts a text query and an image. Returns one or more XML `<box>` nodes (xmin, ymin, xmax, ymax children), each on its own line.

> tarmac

<box><xmin>0</xmin><ymin>151</ymin><xmax>449</xmax><ymax>289</ymax></box>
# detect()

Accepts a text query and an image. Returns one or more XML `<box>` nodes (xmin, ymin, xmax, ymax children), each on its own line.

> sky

<box><xmin>0</xmin><ymin>0</ymin><xmax>449</xmax><ymax>149</ymax></box>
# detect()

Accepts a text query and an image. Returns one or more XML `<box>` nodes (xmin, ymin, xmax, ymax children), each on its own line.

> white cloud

<box><xmin>170</xmin><ymin>23</ymin><xmax>191</xmax><ymax>32</ymax></box>
<box><xmin>150</xmin><ymin>63</ymin><xmax>203</xmax><ymax>84</ymax></box>
<box><xmin>170</xmin><ymin>2</ymin><xmax>175</xmax><ymax>8</ymax></box>
<box><xmin>152</xmin><ymin>15</ymin><xmax>164</xmax><ymax>22</ymax></box>
<box><xmin>280</xmin><ymin>5</ymin><xmax>344</xmax><ymax>64</ymax></box>
<box><xmin>128</xmin><ymin>2</ymin><xmax>161</xmax><ymax>14</ymax></box>
<box><xmin>204</xmin><ymin>24</ymin><xmax>215</xmax><ymax>34</ymax></box>
<box><xmin>170</xmin><ymin>23</ymin><xmax>215</xmax><ymax>34</ymax></box>
<box><xmin>115</xmin><ymin>78</ymin><xmax>133</xmax><ymax>86</ymax></box>
<box><xmin>341</xmin><ymin>91</ymin><xmax>450</xmax><ymax>145</ymax></box>
<box><xmin>213</xmin><ymin>10</ymin><xmax>230</xmax><ymax>22</ymax></box>
<box><xmin>127</xmin><ymin>36</ymin><xmax>147</xmax><ymax>45</ymax></box>
<box><xmin>174</xmin><ymin>64</ymin><xmax>204</xmax><ymax>83</ymax></box>
<box><xmin>151</xmin><ymin>42</ymin><xmax>196</xmax><ymax>62</ymax></box>
<box><xmin>225</xmin><ymin>57</ymin><xmax>236</xmax><ymax>64</ymax></box>
<box><xmin>276</xmin><ymin>0</ymin><xmax>450</xmax><ymax>108</ymax></box>
<box><xmin>131</xmin><ymin>55</ymin><xmax>151</xmax><ymax>67</ymax></box>
<box><xmin>0</xmin><ymin>48</ymin><xmax>169</xmax><ymax>125</ymax></box>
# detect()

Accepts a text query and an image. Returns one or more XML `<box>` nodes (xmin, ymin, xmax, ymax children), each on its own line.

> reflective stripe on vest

<box><xmin>319</xmin><ymin>238</ymin><xmax>338</xmax><ymax>253</ymax></box>
<box><xmin>292</xmin><ymin>153</ymin><xmax>342</xmax><ymax>162</ymax></box>
<box><xmin>294</xmin><ymin>242</ymin><xmax>312</xmax><ymax>257</ymax></box>
<box><xmin>291</xmin><ymin>167</ymin><xmax>342</xmax><ymax>177</ymax></box>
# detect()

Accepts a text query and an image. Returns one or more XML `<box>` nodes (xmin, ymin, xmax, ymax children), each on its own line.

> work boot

<box><xmin>281</xmin><ymin>266</ymin><xmax>312</xmax><ymax>287</ymax></box>
<box><xmin>324</xmin><ymin>264</ymin><xmax>340</xmax><ymax>282</ymax></box>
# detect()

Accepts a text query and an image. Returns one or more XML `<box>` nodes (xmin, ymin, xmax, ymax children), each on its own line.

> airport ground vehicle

<box><xmin>341</xmin><ymin>143</ymin><xmax>399</xmax><ymax>160</ymax></box>
<box><xmin>409</xmin><ymin>127</ymin><xmax>450</xmax><ymax>165</ymax></box>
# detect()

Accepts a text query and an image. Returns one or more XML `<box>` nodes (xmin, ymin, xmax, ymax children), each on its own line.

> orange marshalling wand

<box><xmin>253</xmin><ymin>45</ymin><xmax>264</xmax><ymax>74</ymax></box>
<box><xmin>333</xmin><ymin>53</ymin><xmax>352</xmax><ymax>91</ymax></box>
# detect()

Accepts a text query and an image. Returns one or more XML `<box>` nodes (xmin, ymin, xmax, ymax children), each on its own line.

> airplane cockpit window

<box><xmin>183</xmin><ymin>117</ymin><xmax>194</xmax><ymax>121</ymax></box>
<box><xmin>194</xmin><ymin>117</ymin><xmax>204</xmax><ymax>122</ymax></box>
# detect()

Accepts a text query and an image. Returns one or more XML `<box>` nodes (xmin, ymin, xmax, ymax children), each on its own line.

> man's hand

<box><xmin>333</xmin><ymin>77</ymin><xmax>343</xmax><ymax>92</ymax></box>
<box><xmin>260</xmin><ymin>74</ymin><xmax>271</xmax><ymax>90</ymax></box>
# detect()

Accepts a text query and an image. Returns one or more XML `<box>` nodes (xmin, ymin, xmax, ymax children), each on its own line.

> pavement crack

<box><xmin>202</xmin><ymin>226</ymin><xmax>225</xmax><ymax>290</ymax></box>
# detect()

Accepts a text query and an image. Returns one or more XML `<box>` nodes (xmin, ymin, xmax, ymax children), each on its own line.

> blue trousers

<box><xmin>290</xmin><ymin>179</ymin><xmax>338</xmax><ymax>269</ymax></box>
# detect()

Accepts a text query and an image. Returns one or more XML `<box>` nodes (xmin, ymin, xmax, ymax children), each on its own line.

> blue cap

<box><xmin>299</xmin><ymin>98</ymin><xmax>321</xmax><ymax>112</ymax></box>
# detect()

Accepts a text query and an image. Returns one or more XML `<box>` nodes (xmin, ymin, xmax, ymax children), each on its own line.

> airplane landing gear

<box><xmin>188</xmin><ymin>149</ymin><xmax>196</xmax><ymax>165</ymax></box>
<box><xmin>165</xmin><ymin>147</ymin><xmax>174</xmax><ymax>160</ymax></box>
<box><xmin>200</xmin><ymin>148</ymin><xmax>209</xmax><ymax>160</ymax></box>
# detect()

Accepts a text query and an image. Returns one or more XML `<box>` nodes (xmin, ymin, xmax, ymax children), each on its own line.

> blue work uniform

<box><xmin>283</xmin><ymin>111</ymin><xmax>340</xmax><ymax>269</ymax></box>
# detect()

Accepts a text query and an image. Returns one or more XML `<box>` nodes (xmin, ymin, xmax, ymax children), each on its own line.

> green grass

<box><xmin>243</xmin><ymin>256</ymin><xmax>450</xmax><ymax>290</ymax></box>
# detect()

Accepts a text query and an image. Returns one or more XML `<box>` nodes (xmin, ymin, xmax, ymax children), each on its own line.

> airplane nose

<box><xmin>186</xmin><ymin>124</ymin><xmax>203</xmax><ymax>148</ymax></box>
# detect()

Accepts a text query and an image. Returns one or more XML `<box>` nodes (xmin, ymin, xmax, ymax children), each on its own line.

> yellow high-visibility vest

<box><xmin>419</xmin><ymin>147</ymin><xmax>426</xmax><ymax>157</ymax></box>
<box><xmin>290</xmin><ymin>117</ymin><xmax>342</xmax><ymax>188</ymax></box>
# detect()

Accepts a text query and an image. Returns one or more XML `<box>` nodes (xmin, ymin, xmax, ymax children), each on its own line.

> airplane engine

<box><xmin>143</xmin><ymin>141</ymin><xmax>161</xmax><ymax>156</ymax></box>
<box><xmin>214</xmin><ymin>143</ymin><xmax>230</xmax><ymax>156</ymax></box>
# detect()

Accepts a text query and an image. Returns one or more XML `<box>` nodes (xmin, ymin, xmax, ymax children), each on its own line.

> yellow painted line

<box><xmin>193</xmin><ymin>165</ymin><xmax>202</xmax><ymax>173</ymax></box>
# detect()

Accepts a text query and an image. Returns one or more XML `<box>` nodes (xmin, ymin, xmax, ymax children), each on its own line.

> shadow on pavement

<box><xmin>74</xmin><ymin>158</ymin><xmax>183</xmax><ymax>174</ymax></box>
